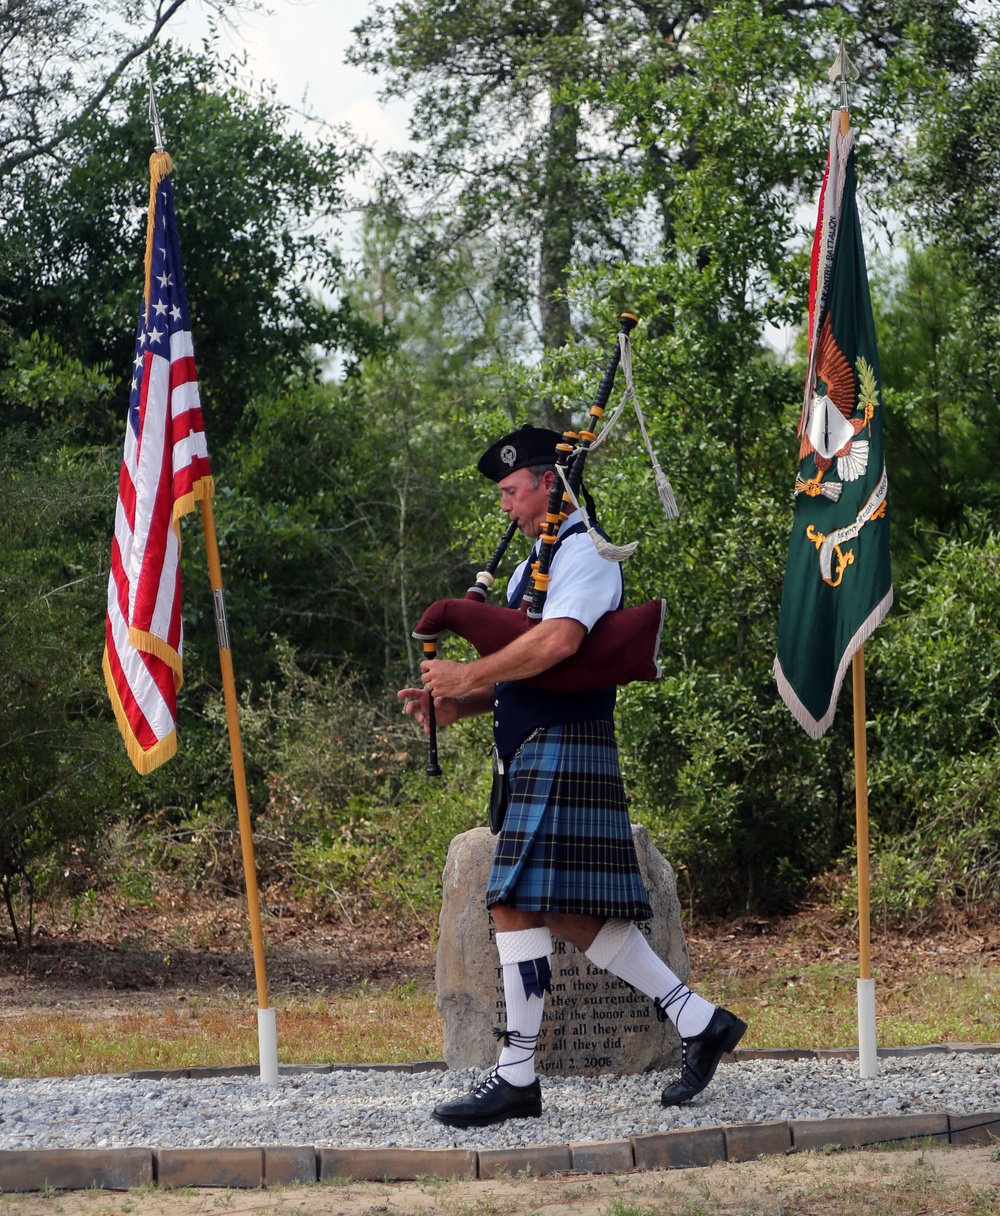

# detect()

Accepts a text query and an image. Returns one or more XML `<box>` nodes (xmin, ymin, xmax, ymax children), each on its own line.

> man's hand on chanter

<box><xmin>419</xmin><ymin>657</ymin><xmax>486</xmax><ymax>701</ymax></box>
<box><xmin>397</xmin><ymin>686</ymin><xmax>462</xmax><ymax>732</ymax></box>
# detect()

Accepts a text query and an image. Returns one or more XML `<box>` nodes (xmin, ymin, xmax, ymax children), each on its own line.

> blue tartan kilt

<box><xmin>485</xmin><ymin>720</ymin><xmax>653</xmax><ymax>921</ymax></box>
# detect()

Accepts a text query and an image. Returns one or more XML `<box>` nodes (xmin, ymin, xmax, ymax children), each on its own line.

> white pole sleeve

<box><xmin>857</xmin><ymin>977</ymin><xmax>877</xmax><ymax>1078</ymax></box>
<box><xmin>257</xmin><ymin>1007</ymin><xmax>279</xmax><ymax>1085</ymax></box>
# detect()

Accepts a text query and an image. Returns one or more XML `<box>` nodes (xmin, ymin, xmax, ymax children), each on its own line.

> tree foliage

<box><xmin>893</xmin><ymin>13</ymin><xmax>1000</xmax><ymax>523</ymax></box>
<box><xmin>348</xmin><ymin>1</ymin><xmax>981</xmax><ymax>379</ymax></box>
<box><xmin>873</xmin><ymin>244</ymin><xmax>1000</xmax><ymax>567</ymax></box>
<box><xmin>0</xmin><ymin>40</ymin><xmax>375</xmax><ymax>449</ymax></box>
<box><xmin>2</xmin><ymin>0</ymin><xmax>1000</xmax><ymax>929</ymax></box>
<box><xmin>0</xmin><ymin>427</ymin><xmax>132</xmax><ymax>944</ymax></box>
<box><xmin>0</xmin><ymin>0</ymin><xmax>248</xmax><ymax>184</ymax></box>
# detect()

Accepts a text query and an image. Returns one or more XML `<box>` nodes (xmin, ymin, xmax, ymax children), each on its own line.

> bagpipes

<box><xmin>413</xmin><ymin>312</ymin><xmax>677</xmax><ymax>776</ymax></box>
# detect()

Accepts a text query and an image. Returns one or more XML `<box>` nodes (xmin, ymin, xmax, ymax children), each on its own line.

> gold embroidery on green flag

<box><xmin>805</xmin><ymin>466</ymin><xmax>889</xmax><ymax>587</ymax></box>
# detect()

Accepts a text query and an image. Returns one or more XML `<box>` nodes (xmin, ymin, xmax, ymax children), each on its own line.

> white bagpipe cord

<box><xmin>619</xmin><ymin>334</ymin><xmax>680</xmax><ymax>521</ymax></box>
<box><xmin>561</xmin><ymin>332</ymin><xmax>680</xmax><ymax>562</ymax></box>
<box><xmin>556</xmin><ymin>461</ymin><xmax>639</xmax><ymax>562</ymax></box>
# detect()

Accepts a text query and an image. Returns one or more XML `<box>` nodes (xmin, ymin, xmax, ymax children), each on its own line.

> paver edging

<box><xmin>263</xmin><ymin>1145</ymin><xmax>318</xmax><ymax>1187</ymax></box>
<box><xmin>723</xmin><ymin>1119</ymin><xmax>793</xmax><ymax>1161</ymax></box>
<box><xmin>948</xmin><ymin>1111</ymin><xmax>1000</xmax><ymax>1147</ymax></box>
<box><xmin>789</xmin><ymin>1111</ymin><xmax>950</xmax><ymax>1153</ymax></box>
<box><xmin>0</xmin><ymin>1147</ymin><xmax>153</xmax><ymax>1193</ymax></box>
<box><xmin>3</xmin><ymin>1108</ymin><xmax>1000</xmax><ymax>1191</ymax></box>
<box><xmin>478</xmin><ymin>1142</ymin><xmax>572</xmax><ymax>1179</ymax></box>
<box><xmin>631</xmin><ymin>1124</ymin><xmax>726</xmax><ymax>1170</ymax></box>
<box><xmin>156</xmin><ymin>1146</ymin><xmax>265</xmax><ymax>1190</ymax></box>
<box><xmin>319</xmin><ymin>1145</ymin><xmax>476</xmax><ymax>1182</ymax></box>
<box><xmin>568</xmin><ymin>1137</ymin><xmax>633</xmax><ymax>1173</ymax></box>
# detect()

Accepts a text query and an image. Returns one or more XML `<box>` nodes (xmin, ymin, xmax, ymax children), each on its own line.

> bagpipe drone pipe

<box><xmin>413</xmin><ymin>312</ymin><xmax>671</xmax><ymax>775</ymax></box>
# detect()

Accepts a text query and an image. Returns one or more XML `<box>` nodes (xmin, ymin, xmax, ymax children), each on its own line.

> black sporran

<box><xmin>488</xmin><ymin>745</ymin><xmax>508</xmax><ymax>835</ymax></box>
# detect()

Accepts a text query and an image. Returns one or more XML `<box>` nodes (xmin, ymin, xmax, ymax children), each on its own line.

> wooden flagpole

<box><xmin>829</xmin><ymin>48</ymin><xmax>877</xmax><ymax>1078</ymax></box>
<box><xmin>200</xmin><ymin>496</ymin><xmax>279</xmax><ymax>1084</ymax></box>
<box><xmin>852</xmin><ymin>646</ymin><xmax>877</xmax><ymax>1076</ymax></box>
<box><xmin>148</xmin><ymin>80</ymin><xmax>277</xmax><ymax>1084</ymax></box>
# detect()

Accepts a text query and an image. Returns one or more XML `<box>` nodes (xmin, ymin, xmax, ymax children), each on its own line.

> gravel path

<box><xmin>1</xmin><ymin>1053</ymin><xmax>997</xmax><ymax>1151</ymax></box>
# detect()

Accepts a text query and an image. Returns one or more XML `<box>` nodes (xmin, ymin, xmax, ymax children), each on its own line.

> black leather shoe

<box><xmin>431</xmin><ymin>1069</ymin><xmax>542</xmax><ymax>1128</ymax></box>
<box><xmin>661</xmin><ymin>1007</ymin><xmax>747</xmax><ymax>1107</ymax></box>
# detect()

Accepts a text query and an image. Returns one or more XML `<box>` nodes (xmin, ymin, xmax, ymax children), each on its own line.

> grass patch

<box><xmin>0</xmin><ymin>985</ymin><xmax>442</xmax><ymax>1079</ymax></box>
<box><xmin>2</xmin><ymin>954</ymin><xmax>998</xmax><ymax>1079</ymax></box>
<box><xmin>3</xmin><ymin>907</ymin><xmax>998</xmax><ymax>1078</ymax></box>
<box><xmin>697</xmin><ymin>956</ymin><xmax>1000</xmax><ymax>1050</ymax></box>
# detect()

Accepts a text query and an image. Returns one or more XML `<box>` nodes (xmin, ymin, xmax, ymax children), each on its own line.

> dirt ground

<box><xmin>2</xmin><ymin>889</ymin><xmax>999</xmax><ymax>1010</ymax></box>
<box><xmin>0</xmin><ymin>890</ymin><xmax>435</xmax><ymax>1009</ymax></box>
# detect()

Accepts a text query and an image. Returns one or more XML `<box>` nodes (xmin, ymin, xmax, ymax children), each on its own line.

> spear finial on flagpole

<box><xmin>148</xmin><ymin>76</ymin><xmax>166</xmax><ymax>154</ymax></box>
<box><xmin>828</xmin><ymin>40</ymin><xmax>859</xmax><ymax>133</ymax></box>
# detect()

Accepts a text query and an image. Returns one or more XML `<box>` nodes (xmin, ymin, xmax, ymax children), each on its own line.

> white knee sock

<box><xmin>586</xmin><ymin>920</ymin><xmax>715</xmax><ymax>1038</ymax></box>
<box><xmin>494</xmin><ymin>927</ymin><xmax>552</xmax><ymax>1086</ymax></box>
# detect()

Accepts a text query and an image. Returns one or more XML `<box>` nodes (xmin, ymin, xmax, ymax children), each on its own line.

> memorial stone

<box><xmin>435</xmin><ymin>825</ymin><xmax>688</xmax><ymax>1076</ymax></box>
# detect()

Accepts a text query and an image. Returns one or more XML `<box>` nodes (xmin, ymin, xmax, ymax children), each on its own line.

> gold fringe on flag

<box><xmin>126</xmin><ymin>627</ymin><xmax>184</xmax><ymax>683</ymax></box>
<box><xmin>144</xmin><ymin>150</ymin><xmax>173</xmax><ymax>319</ymax></box>
<box><xmin>173</xmin><ymin>475</ymin><xmax>216</xmax><ymax>523</ymax></box>
<box><xmin>103</xmin><ymin>649</ymin><xmax>178</xmax><ymax>774</ymax></box>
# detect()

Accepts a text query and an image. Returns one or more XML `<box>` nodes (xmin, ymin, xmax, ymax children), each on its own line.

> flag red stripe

<box><xmin>104</xmin><ymin>613</ymin><xmax>176</xmax><ymax>744</ymax></box>
<box><xmin>104</xmin><ymin>619</ymin><xmax>159</xmax><ymax>751</ymax></box>
<box><xmin>170</xmin><ymin>354</ymin><xmax>197</xmax><ymax>390</ymax></box>
<box><xmin>118</xmin><ymin>463</ymin><xmax>137</xmax><ymax>531</ymax></box>
<box><xmin>807</xmin><ymin>152</ymin><xmax>830</xmax><ymax>355</ymax></box>
<box><xmin>131</xmin><ymin>398</ymin><xmax>177</xmax><ymax>633</ymax></box>
<box><xmin>109</xmin><ymin>535</ymin><xmax>177</xmax><ymax>705</ymax></box>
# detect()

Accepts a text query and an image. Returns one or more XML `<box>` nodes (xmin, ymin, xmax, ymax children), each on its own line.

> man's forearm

<box><xmin>463</xmin><ymin>617</ymin><xmax>586</xmax><ymax>686</ymax></box>
<box><xmin>451</xmin><ymin>687</ymin><xmax>495</xmax><ymax>719</ymax></box>
<box><xmin>421</xmin><ymin>618</ymin><xmax>587</xmax><ymax>701</ymax></box>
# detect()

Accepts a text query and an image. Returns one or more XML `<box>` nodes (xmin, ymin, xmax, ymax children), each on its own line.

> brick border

<box><xmin>0</xmin><ymin>1046</ymin><xmax>996</xmax><ymax>1191</ymax></box>
<box><xmin>1</xmin><ymin>1112</ymin><xmax>996</xmax><ymax>1192</ymax></box>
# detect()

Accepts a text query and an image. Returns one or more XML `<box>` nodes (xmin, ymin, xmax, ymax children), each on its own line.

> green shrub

<box><xmin>124</xmin><ymin>637</ymin><xmax>493</xmax><ymax>925</ymax></box>
<box><xmin>839</xmin><ymin>527</ymin><xmax>1000</xmax><ymax>924</ymax></box>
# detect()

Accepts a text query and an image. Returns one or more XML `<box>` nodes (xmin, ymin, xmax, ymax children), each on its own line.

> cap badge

<box><xmin>500</xmin><ymin>444</ymin><xmax>517</xmax><ymax>467</ymax></box>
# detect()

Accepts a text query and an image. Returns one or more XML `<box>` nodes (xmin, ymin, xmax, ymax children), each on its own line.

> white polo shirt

<box><xmin>507</xmin><ymin>511</ymin><xmax>622</xmax><ymax>629</ymax></box>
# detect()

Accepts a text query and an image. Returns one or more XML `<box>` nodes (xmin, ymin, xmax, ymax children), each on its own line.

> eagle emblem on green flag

<box><xmin>774</xmin><ymin>112</ymin><xmax>893</xmax><ymax>738</ymax></box>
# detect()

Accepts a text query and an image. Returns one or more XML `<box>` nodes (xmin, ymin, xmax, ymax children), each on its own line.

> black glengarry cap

<box><xmin>477</xmin><ymin>424</ymin><xmax>563</xmax><ymax>482</ymax></box>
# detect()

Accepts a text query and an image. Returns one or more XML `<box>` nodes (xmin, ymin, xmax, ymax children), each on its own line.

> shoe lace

<box><xmin>655</xmin><ymin>985</ymin><xmax>701</xmax><ymax>1079</ymax></box>
<box><xmin>493</xmin><ymin>1026</ymin><xmax>539</xmax><ymax>1049</ymax></box>
<box><xmin>471</xmin><ymin>1067</ymin><xmax>506</xmax><ymax>1098</ymax></box>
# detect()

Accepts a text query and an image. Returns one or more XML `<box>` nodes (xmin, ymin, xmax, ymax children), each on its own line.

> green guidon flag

<box><xmin>774</xmin><ymin>111</ymin><xmax>893</xmax><ymax>738</ymax></box>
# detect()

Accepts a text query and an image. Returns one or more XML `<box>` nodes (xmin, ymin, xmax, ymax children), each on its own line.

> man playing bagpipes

<box><xmin>398</xmin><ymin>421</ymin><xmax>747</xmax><ymax>1128</ymax></box>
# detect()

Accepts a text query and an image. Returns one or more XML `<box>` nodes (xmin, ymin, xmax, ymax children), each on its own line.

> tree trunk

<box><xmin>538</xmin><ymin>101</ymin><xmax>576</xmax><ymax>352</ymax></box>
<box><xmin>537</xmin><ymin>0</ymin><xmax>583</xmax><ymax>429</ymax></box>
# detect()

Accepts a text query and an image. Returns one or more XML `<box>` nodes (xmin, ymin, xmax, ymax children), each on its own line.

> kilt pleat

<box><xmin>485</xmin><ymin>720</ymin><xmax>652</xmax><ymax>921</ymax></box>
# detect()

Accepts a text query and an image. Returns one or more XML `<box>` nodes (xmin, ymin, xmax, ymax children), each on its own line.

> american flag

<box><xmin>103</xmin><ymin>152</ymin><xmax>213</xmax><ymax>774</ymax></box>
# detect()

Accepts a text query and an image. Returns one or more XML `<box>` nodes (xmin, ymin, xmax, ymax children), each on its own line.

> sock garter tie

<box><xmin>655</xmin><ymin>980</ymin><xmax>695</xmax><ymax>1026</ymax></box>
<box><xmin>517</xmin><ymin>956</ymin><xmax>552</xmax><ymax>1000</ymax></box>
<box><xmin>493</xmin><ymin>1026</ymin><xmax>540</xmax><ymax>1070</ymax></box>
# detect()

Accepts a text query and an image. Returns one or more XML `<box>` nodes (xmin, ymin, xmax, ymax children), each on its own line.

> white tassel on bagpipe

<box><xmin>585</xmin><ymin>332</ymin><xmax>680</xmax><ymax>523</ymax></box>
<box><xmin>555</xmin><ymin>463</ymin><xmax>640</xmax><ymax>562</ymax></box>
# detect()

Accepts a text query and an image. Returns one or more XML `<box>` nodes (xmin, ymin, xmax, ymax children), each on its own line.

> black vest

<box><xmin>492</xmin><ymin>521</ymin><xmax>623</xmax><ymax>757</ymax></box>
